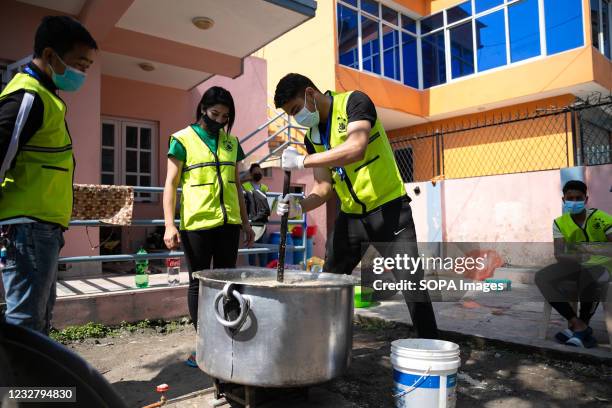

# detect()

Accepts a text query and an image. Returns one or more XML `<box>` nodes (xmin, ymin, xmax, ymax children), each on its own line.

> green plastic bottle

<box><xmin>135</xmin><ymin>248</ymin><xmax>149</xmax><ymax>288</ymax></box>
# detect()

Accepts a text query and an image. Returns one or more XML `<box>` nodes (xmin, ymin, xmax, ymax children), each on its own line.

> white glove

<box><xmin>276</xmin><ymin>194</ymin><xmax>303</xmax><ymax>218</ymax></box>
<box><xmin>281</xmin><ymin>147</ymin><xmax>305</xmax><ymax>170</ymax></box>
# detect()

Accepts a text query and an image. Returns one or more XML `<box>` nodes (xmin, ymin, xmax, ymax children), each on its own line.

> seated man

<box><xmin>242</xmin><ymin>163</ymin><xmax>270</xmax><ymax>266</ymax></box>
<box><xmin>535</xmin><ymin>180</ymin><xmax>611</xmax><ymax>348</ymax></box>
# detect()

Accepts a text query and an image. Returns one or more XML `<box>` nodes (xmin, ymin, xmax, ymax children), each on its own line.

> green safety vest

<box><xmin>554</xmin><ymin>209</ymin><xmax>612</xmax><ymax>271</ymax></box>
<box><xmin>0</xmin><ymin>73</ymin><xmax>74</xmax><ymax>228</ymax></box>
<box><xmin>172</xmin><ymin>126</ymin><xmax>241</xmax><ymax>230</ymax></box>
<box><xmin>242</xmin><ymin>181</ymin><xmax>269</xmax><ymax>193</ymax></box>
<box><xmin>306</xmin><ymin>91</ymin><xmax>406</xmax><ymax>215</ymax></box>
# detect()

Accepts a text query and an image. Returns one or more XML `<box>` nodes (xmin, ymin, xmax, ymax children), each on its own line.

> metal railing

<box><xmin>2</xmin><ymin>187</ymin><xmax>309</xmax><ymax>272</ymax></box>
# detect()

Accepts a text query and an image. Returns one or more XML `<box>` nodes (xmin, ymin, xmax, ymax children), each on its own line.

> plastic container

<box><xmin>267</xmin><ymin>232</ymin><xmax>293</xmax><ymax>264</ymax></box>
<box><xmin>166</xmin><ymin>257</ymin><xmax>181</xmax><ymax>286</ymax></box>
<box><xmin>354</xmin><ymin>286</ymin><xmax>373</xmax><ymax>308</ymax></box>
<box><xmin>134</xmin><ymin>248</ymin><xmax>149</xmax><ymax>288</ymax></box>
<box><xmin>391</xmin><ymin>339</ymin><xmax>461</xmax><ymax>408</ymax></box>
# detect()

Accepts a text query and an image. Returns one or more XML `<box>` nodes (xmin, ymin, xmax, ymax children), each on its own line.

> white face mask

<box><xmin>294</xmin><ymin>89</ymin><xmax>319</xmax><ymax>128</ymax></box>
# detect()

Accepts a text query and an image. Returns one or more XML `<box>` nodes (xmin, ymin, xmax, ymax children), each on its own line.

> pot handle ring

<box><xmin>214</xmin><ymin>283</ymin><xmax>250</xmax><ymax>330</ymax></box>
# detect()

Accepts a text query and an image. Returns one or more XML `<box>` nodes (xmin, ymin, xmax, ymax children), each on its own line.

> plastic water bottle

<box><xmin>0</xmin><ymin>246</ymin><xmax>7</xmax><ymax>269</ymax></box>
<box><xmin>135</xmin><ymin>248</ymin><xmax>149</xmax><ymax>288</ymax></box>
<box><xmin>166</xmin><ymin>257</ymin><xmax>180</xmax><ymax>286</ymax></box>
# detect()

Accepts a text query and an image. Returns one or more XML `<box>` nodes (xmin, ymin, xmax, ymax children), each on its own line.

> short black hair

<box><xmin>34</xmin><ymin>16</ymin><xmax>98</xmax><ymax>58</ymax></box>
<box><xmin>562</xmin><ymin>180</ymin><xmax>587</xmax><ymax>195</ymax></box>
<box><xmin>249</xmin><ymin>163</ymin><xmax>261</xmax><ymax>173</ymax></box>
<box><xmin>274</xmin><ymin>73</ymin><xmax>319</xmax><ymax>109</ymax></box>
<box><xmin>196</xmin><ymin>86</ymin><xmax>236</xmax><ymax>135</ymax></box>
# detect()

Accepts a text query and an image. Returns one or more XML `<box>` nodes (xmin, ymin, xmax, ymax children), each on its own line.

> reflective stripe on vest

<box><xmin>554</xmin><ymin>209</ymin><xmax>612</xmax><ymax>272</ymax></box>
<box><xmin>0</xmin><ymin>73</ymin><xmax>74</xmax><ymax>227</ymax></box>
<box><xmin>242</xmin><ymin>181</ymin><xmax>269</xmax><ymax>193</ymax></box>
<box><xmin>306</xmin><ymin>91</ymin><xmax>405</xmax><ymax>215</ymax></box>
<box><xmin>172</xmin><ymin>126</ymin><xmax>241</xmax><ymax>230</ymax></box>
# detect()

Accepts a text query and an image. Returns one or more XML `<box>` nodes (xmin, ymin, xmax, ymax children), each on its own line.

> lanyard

<box><xmin>319</xmin><ymin>96</ymin><xmax>347</xmax><ymax>180</ymax></box>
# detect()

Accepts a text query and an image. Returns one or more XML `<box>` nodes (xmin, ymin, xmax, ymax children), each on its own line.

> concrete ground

<box><xmin>68</xmin><ymin>321</ymin><xmax>612</xmax><ymax>408</ymax></box>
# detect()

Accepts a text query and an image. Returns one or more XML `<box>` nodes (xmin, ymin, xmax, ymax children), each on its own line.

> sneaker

<box><xmin>566</xmin><ymin>327</ymin><xmax>594</xmax><ymax>348</ymax></box>
<box><xmin>554</xmin><ymin>328</ymin><xmax>573</xmax><ymax>343</ymax></box>
<box><xmin>185</xmin><ymin>351</ymin><xmax>198</xmax><ymax>368</ymax></box>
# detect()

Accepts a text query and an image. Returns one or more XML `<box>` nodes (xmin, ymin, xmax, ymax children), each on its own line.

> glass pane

<box><xmin>509</xmin><ymin>0</ymin><xmax>541</xmax><ymax>63</ymax></box>
<box><xmin>421</xmin><ymin>13</ymin><xmax>443</xmax><ymax>34</ymax></box>
<box><xmin>361</xmin><ymin>15</ymin><xmax>381</xmax><ymax>74</ymax></box>
<box><xmin>126</xmin><ymin>150</ymin><xmax>137</xmax><ymax>172</ymax></box>
<box><xmin>544</xmin><ymin>0</ymin><xmax>584</xmax><ymax>55</ymax></box>
<box><xmin>126</xmin><ymin>126</ymin><xmax>137</xmax><ymax>148</ymax></box>
<box><xmin>603</xmin><ymin>0</ymin><xmax>611</xmax><ymax>58</ymax></box>
<box><xmin>126</xmin><ymin>175</ymin><xmax>137</xmax><ymax>186</ymax></box>
<box><xmin>361</xmin><ymin>0</ymin><xmax>379</xmax><ymax>16</ymax></box>
<box><xmin>140</xmin><ymin>151</ymin><xmax>151</xmax><ymax>173</ymax></box>
<box><xmin>382</xmin><ymin>5</ymin><xmax>398</xmax><ymax>25</ymax></box>
<box><xmin>422</xmin><ymin>31</ymin><xmax>447</xmax><ymax>88</ymax></box>
<box><xmin>140</xmin><ymin>175</ymin><xmax>151</xmax><ymax>186</ymax></box>
<box><xmin>447</xmin><ymin>1</ymin><xmax>472</xmax><ymax>24</ymax></box>
<box><xmin>402</xmin><ymin>14</ymin><xmax>417</xmax><ymax>32</ymax></box>
<box><xmin>591</xmin><ymin>0</ymin><xmax>600</xmax><ymax>50</ymax></box>
<box><xmin>140</xmin><ymin>127</ymin><xmax>151</xmax><ymax>150</ymax></box>
<box><xmin>101</xmin><ymin>174</ymin><xmax>114</xmax><ymax>185</ymax></box>
<box><xmin>450</xmin><ymin>21</ymin><xmax>475</xmax><ymax>78</ymax></box>
<box><xmin>102</xmin><ymin>148</ymin><xmax>114</xmax><ymax>172</ymax></box>
<box><xmin>341</xmin><ymin>0</ymin><xmax>357</xmax><ymax>6</ymax></box>
<box><xmin>475</xmin><ymin>0</ymin><xmax>504</xmax><ymax>14</ymax></box>
<box><xmin>476</xmin><ymin>10</ymin><xmax>507</xmax><ymax>71</ymax></box>
<box><xmin>402</xmin><ymin>33</ymin><xmax>419</xmax><ymax>88</ymax></box>
<box><xmin>102</xmin><ymin>123</ymin><xmax>114</xmax><ymax>147</ymax></box>
<box><xmin>383</xmin><ymin>27</ymin><xmax>401</xmax><ymax>80</ymax></box>
<box><xmin>337</xmin><ymin>4</ymin><xmax>359</xmax><ymax>69</ymax></box>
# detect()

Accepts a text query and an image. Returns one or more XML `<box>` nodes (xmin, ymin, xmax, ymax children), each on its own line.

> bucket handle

<box><xmin>393</xmin><ymin>366</ymin><xmax>432</xmax><ymax>398</ymax></box>
<box><xmin>214</xmin><ymin>283</ymin><xmax>250</xmax><ymax>330</ymax></box>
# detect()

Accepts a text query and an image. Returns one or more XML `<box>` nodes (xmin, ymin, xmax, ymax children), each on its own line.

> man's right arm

<box><xmin>0</xmin><ymin>91</ymin><xmax>44</xmax><ymax>181</ymax></box>
<box><xmin>300</xmin><ymin>167</ymin><xmax>334</xmax><ymax>212</ymax></box>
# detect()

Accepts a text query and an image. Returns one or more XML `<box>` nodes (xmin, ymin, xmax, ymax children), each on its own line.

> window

<box><xmin>422</xmin><ymin>31</ymin><xmax>447</xmax><ymax>87</ymax></box>
<box><xmin>508</xmin><ymin>0</ymin><xmax>541</xmax><ymax>63</ymax></box>
<box><xmin>475</xmin><ymin>0</ymin><xmax>504</xmax><ymax>14</ymax></box>
<box><xmin>592</xmin><ymin>0</ymin><xmax>601</xmax><ymax>50</ymax></box>
<box><xmin>382</xmin><ymin>5</ymin><xmax>398</xmax><ymax>25</ymax></box>
<box><xmin>447</xmin><ymin>1</ymin><xmax>472</xmax><ymax>24</ymax></box>
<box><xmin>402</xmin><ymin>14</ymin><xmax>417</xmax><ymax>33</ymax></box>
<box><xmin>603</xmin><ymin>0</ymin><xmax>611</xmax><ymax>58</ymax></box>
<box><xmin>475</xmin><ymin>10</ymin><xmax>507</xmax><ymax>71</ymax></box>
<box><xmin>361</xmin><ymin>0</ymin><xmax>378</xmax><ymax>16</ymax></box>
<box><xmin>450</xmin><ymin>21</ymin><xmax>475</xmax><ymax>78</ymax></box>
<box><xmin>421</xmin><ymin>13</ymin><xmax>443</xmax><ymax>34</ymax></box>
<box><xmin>383</xmin><ymin>26</ymin><xmax>401</xmax><ymax>80</ymax></box>
<box><xmin>402</xmin><ymin>33</ymin><xmax>419</xmax><ymax>88</ymax></box>
<box><xmin>544</xmin><ymin>0</ymin><xmax>584</xmax><ymax>55</ymax></box>
<box><xmin>393</xmin><ymin>147</ymin><xmax>414</xmax><ymax>183</ymax></box>
<box><xmin>361</xmin><ymin>14</ymin><xmax>381</xmax><ymax>74</ymax></box>
<box><xmin>337</xmin><ymin>4</ymin><xmax>359</xmax><ymax>69</ymax></box>
<box><xmin>101</xmin><ymin>118</ymin><xmax>157</xmax><ymax>202</ymax></box>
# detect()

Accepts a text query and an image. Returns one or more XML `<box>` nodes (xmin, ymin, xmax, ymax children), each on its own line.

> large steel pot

<box><xmin>194</xmin><ymin>268</ymin><xmax>355</xmax><ymax>387</ymax></box>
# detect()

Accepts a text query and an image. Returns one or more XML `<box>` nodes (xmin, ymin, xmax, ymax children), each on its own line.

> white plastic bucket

<box><xmin>391</xmin><ymin>339</ymin><xmax>461</xmax><ymax>408</ymax></box>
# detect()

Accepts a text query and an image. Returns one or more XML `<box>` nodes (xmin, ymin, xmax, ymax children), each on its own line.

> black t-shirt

<box><xmin>305</xmin><ymin>91</ymin><xmax>377</xmax><ymax>154</ymax></box>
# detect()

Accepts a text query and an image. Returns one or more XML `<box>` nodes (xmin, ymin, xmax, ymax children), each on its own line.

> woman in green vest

<box><xmin>162</xmin><ymin>86</ymin><xmax>254</xmax><ymax>367</ymax></box>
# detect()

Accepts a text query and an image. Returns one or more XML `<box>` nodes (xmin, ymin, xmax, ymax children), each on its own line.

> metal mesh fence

<box><xmin>390</xmin><ymin>96</ymin><xmax>612</xmax><ymax>182</ymax></box>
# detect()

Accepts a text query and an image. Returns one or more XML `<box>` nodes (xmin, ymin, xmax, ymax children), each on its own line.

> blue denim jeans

<box><xmin>2</xmin><ymin>222</ymin><xmax>64</xmax><ymax>334</ymax></box>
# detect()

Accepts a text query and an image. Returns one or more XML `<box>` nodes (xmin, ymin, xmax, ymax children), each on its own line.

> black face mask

<box><xmin>252</xmin><ymin>173</ymin><xmax>263</xmax><ymax>182</ymax></box>
<box><xmin>202</xmin><ymin>112</ymin><xmax>226</xmax><ymax>135</ymax></box>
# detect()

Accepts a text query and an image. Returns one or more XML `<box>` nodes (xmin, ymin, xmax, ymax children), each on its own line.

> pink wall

<box><xmin>190</xmin><ymin>57</ymin><xmax>268</xmax><ymax>155</ymax></box>
<box><xmin>585</xmin><ymin>164</ymin><xmax>612</xmax><ymax>213</ymax></box>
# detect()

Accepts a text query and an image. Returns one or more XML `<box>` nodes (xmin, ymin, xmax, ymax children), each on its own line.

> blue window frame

<box><xmin>361</xmin><ymin>14</ymin><xmax>381</xmax><ymax>74</ymax></box>
<box><xmin>421</xmin><ymin>13</ymin><xmax>444</xmax><ymax>34</ymax></box>
<box><xmin>361</xmin><ymin>0</ymin><xmax>379</xmax><ymax>16</ymax></box>
<box><xmin>422</xmin><ymin>31</ymin><xmax>447</xmax><ymax>87</ymax></box>
<box><xmin>337</xmin><ymin>4</ymin><xmax>359</xmax><ymax>69</ymax></box>
<box><xmin>383</xmin><ymin>26</ymin><xmax>401</xmax><ymax>80</ymax></box>
<box><xmin>475</xmin><ymin>10</ymin><xmax>507</xmax><ymax>71</ymax></box>
<box><xmin>402</xmin><ymin>14</ymin><xmax>417</xmax><ymax>33</ymax></box>
<box><xmin>508</xmin><ymin>0</ymin><xmax>541</xmax><ymax>63</ymax></box>
<box><xmin>402</xmin><ymin>33</ymin><xmax>418</xmax><ymax>88</ymax></box>
<box><xmin>450</xmin><ymin>21</ymin><xmax>475</xmax><ymax>78</ymax></box>
<box><xmin>447</xmin><ymin>1</ymin><xmax>472</xmax><ymax>24</ymax></box>
<box><xmin>475</xmin><ymin>0</ymin><xmax>504</xmax><ymax>14</ymax></box>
